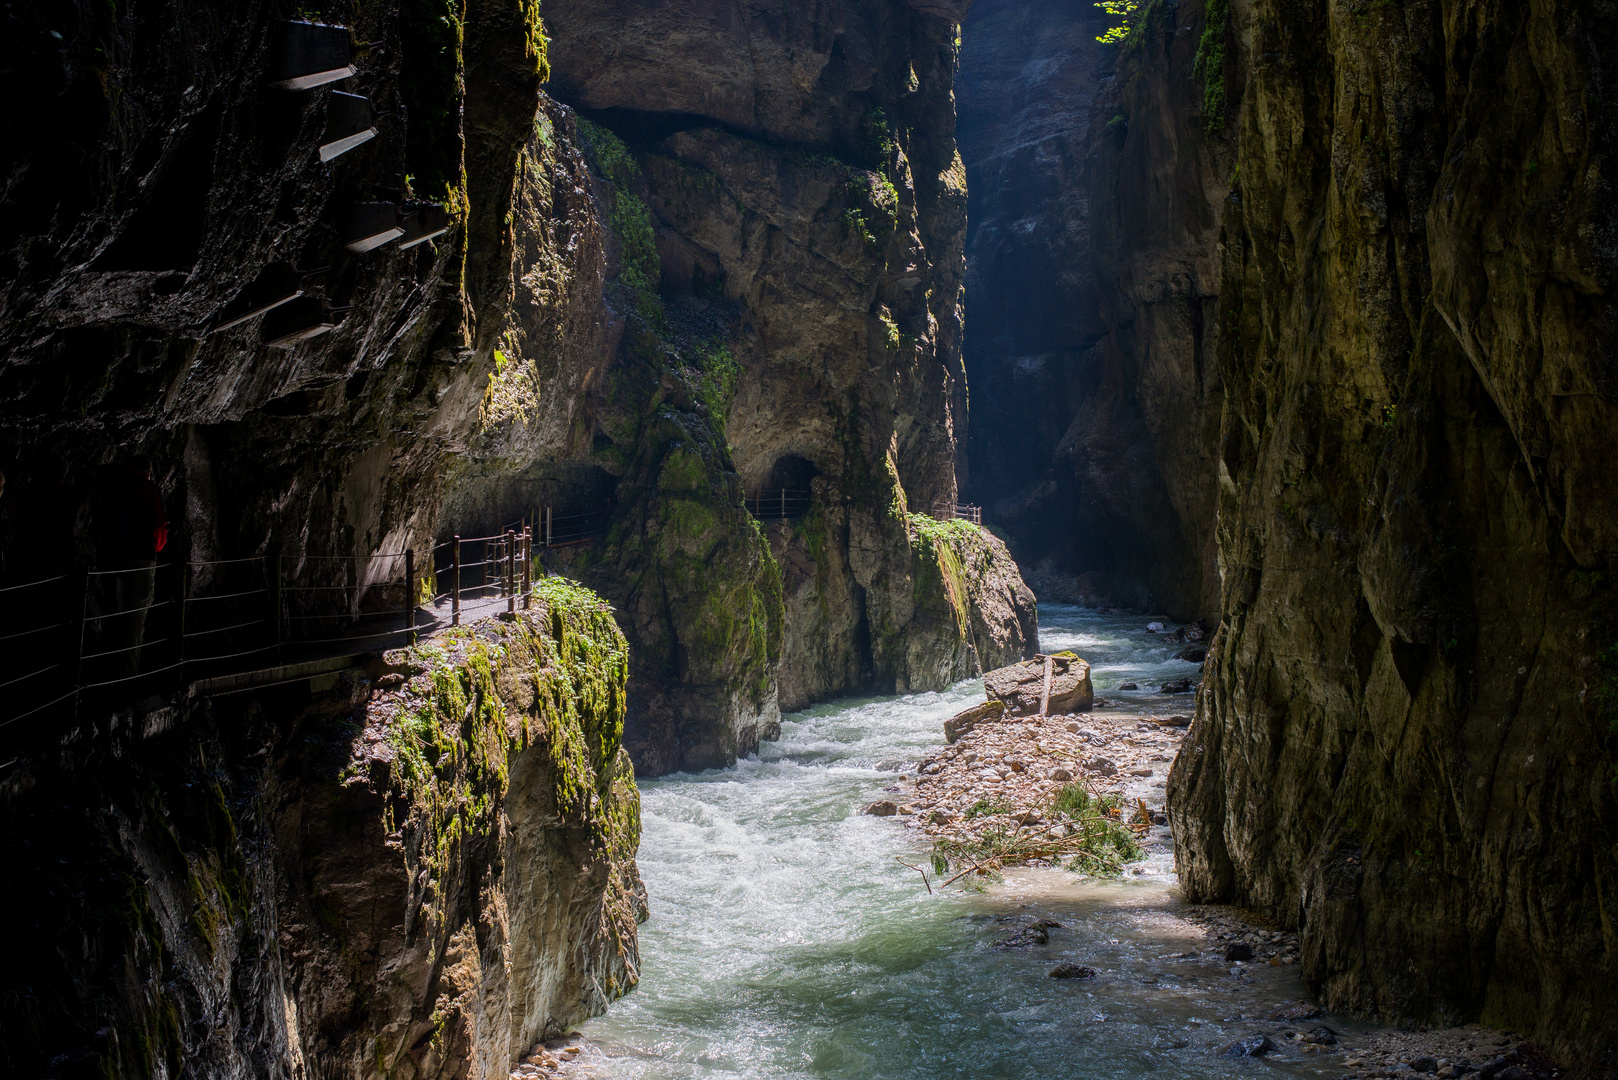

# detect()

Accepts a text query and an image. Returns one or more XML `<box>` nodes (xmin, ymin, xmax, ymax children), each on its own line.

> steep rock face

<box><xmin>957</xmin><ymin>0</ymin><xmax>1219</xmax><ymax>619</ymax></box>
<box><xmin>456</xmin><ymin>0</ymin><xmax>1036</xmax><ymax>755</ymax></box>
<box><xmin>1138</xmin><ymin>0</ymin><xmax>1618</xmax><ymax>1062</ymax></box>
<box><xmin>0</xmin><ymin>0</ymin><xmax>545</xmax><ymax>601</ymax></box>
<box><xmin>0</xmin><ymin>598</ymin><xmax>643</xmax><ymax>1080</ymax></box>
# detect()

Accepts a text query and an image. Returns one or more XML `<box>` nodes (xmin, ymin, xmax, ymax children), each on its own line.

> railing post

<box><xmin>451</xmin><ymin>536</ymin><xmax>461</xmax><ymax>627</ymax></box>
<box><xmin>506</xmin><ymin>530</ymin><xmax>516</xmax><ymax>614</ymax></box>
<box><xmin>73</xmin><ymin>571</ymin><xmax>89</xmax><ymax>720</ymax></box>
<box><xmin>175</xmin><ymin>561</ymin><xmax>188</xmax><ymax>670</ymax></box>
<box><xmin>269</xmin><ymin>551</ymin><xmax>282</xmax><ymax>663</ymax></box>
<box><xmin>404</xmin><ymin>548</ymin><xmax>416</xmax><ymax>645</ymax></box>
<box><xmin>522</xmin><ymin>528</ymin><xmax>532</xmax><ymax>610</ymax></box>
<box><xmin>545</xmin><ymin>505</ymin><xmax>552</xmax><ymax>548</ymax></box>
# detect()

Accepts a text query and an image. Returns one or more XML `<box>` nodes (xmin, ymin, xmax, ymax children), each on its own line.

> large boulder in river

<box><xmin>983</xmin><ymin>653</ymin><xmax>1094</xmax><ymax>716</ymax></box>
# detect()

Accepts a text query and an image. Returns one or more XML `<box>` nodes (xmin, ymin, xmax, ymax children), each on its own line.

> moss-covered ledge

<box><xmin>289</xmin><ymin>577</ymin><xmax>647</xmax><ymax>1080</ymax></box>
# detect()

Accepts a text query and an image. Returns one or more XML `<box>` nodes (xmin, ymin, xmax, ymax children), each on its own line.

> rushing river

<box><xmin>579</xmin><ymin>606</ymin><xmax>1358</xmax><ymax>1078</ymax></box>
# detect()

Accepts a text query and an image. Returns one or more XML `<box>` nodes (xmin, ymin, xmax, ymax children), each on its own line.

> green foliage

<box><xmin>860</xmin><ymin>108</ymin><xmax>896</xmax><ymax>170</ymax></box>
<box><xmin>400</xmin><ymin>0</ymin><xmax>465</xmax><ymax>201</ymax></box>
<box><xmin>1047</xmin><ymin>784</ymin><xmax>1144</xmax><ymax>876</ymax></box>
<box><xmin>965</xmin><ymin>796</ymin><xmax>1012</xmax><ymax>819</ymax></box>
<box><xmin>911</xmin><ymin>513</ymin><xmax>980</xmax><ymax>639</ymax></box>
<box><xmin>693</xmin><ymin>342</ymin><xmax>740</xmax><ymax>429</ymax></box>
<box><xmin>932</xmin><ymin>783</ymin><xmax>1144</xmax><ymax>881</ymax></box>
<box><xmin>842</xmin><ymin>208</ymin><xmax>877</xmax><ymax>247</ymax></box>
<box><xmin>1095</xmin><ymin>0</ymin><xmax>1141</xmax><ymax>44</ymax></box>
<box><xmin>577</xmin><ymin>119</ymin><xmax>663</xmax><ymax>324</ymax></box>
<box><xmin>521</xmin><ymin>0</ymin><xmax>550</xmax><ymax>81</ymax></box>
<box><xmin>1194</xmin><ymin>0</ymin><xmax>1229</xmax><ymax>136</ymax></box>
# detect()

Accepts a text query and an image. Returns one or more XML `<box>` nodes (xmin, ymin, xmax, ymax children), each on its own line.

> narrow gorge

<box><xmin>0</xmin><ymin>0</ymin><xmax>1614</xmax><ymax>1077</ymax></box>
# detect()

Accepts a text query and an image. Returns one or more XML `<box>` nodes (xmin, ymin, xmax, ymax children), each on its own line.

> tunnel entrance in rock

<box><xmin>746</xmin><ymin>455</ymin><xmax>818</xmax><ymax>520</ymax></box>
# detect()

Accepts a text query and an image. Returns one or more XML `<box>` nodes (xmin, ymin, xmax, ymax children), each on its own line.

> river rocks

<box><xmin>1174</xmin><ymin>645</ymin><xmax>1207</xmax><ymax>663</ymax></box>
<box><xmin>1116</xmin><ymin>682</ymin><xmax>1139</xmax><ymax>691</ymax></box>
<box><xmin>1223</xmin><ymin>1035</ymin><xmax>1278</xmax><ymax>1058</ymax></box>
<box><xmin>983</xmin><ymin>653</ymin><xmax>1094</xmax><ymax>715</ymax></box>
<box><xmin>1047</xmin><ymin>767</ymin><xmax>1073</xmax><ymax>781</ymax></box>
<box><xmin>1049</xmin><ymin>963</ymin><xmax>1097</xmax><ymax>979</ymax></box>
<box><xmin>1158</xmin><ymin>678</ymin><xmax>1192</xmax><ymax>694</ymax></box>
<box><xmin>1224</xmin><ymin>942</ymin><xmax>1255</xmax><ymax>963</ymax></box>
<box><xmin>996</xmin><ymin>918</ymin><xmax>1061</xmax><ymax>947</ymax></box>
<box><xmin>1086</xmin><ymin>758</ymin><xmax>1118</xmax><ymax>777</ymax></box>
<box><xmin>1158</xmin><ymin>715</ymin><xmax>1191</xmax><ymax>728</ymax></box>
<box><xmin>863</xmin><ymin>801</ymin><xmax>900</xmax><ymax>817</ymax></box>
<box><xmin>1271</xmin><ymin>1002</ymin><xmax>1324</xmax><ymax>1021</ymax></box>
<box><xmin>944</xmin><ymin>698</ymin><xmax>1008</xmax><ymax>744</ymax></box>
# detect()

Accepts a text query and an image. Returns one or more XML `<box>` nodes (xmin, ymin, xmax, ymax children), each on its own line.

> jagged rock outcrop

<box><xmin>0</xmin><ymin>597</ymin><xmax>643</xmax><ymax>1080</ymax></box>
<box><xmin>1076</xmin><ymin>0</ymin><xmax>1618</xmax><ymax>1064</ymax></box>
<box><xmin>455</xmin><ymin>0</ymin><xmax>1037</xmax><ymax>763</ymax></box>
<box><xmin>957</xmin><ymin>0</ymin><xmax>1219</xmax><ymax>619</ymax></box>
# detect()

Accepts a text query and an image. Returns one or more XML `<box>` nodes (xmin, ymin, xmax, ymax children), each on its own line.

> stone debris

<box><xmin>876</xmin><ymin>695</ymin><xmax>1191</xmax><ymax>868</ymax></box>
<box><xmin>1332</xmin><ymin>1027</ymin><xmax>1560</xmax><ymax>1080</ymax></box>
<box><xmin>511</xmin><ymin>1033</ymin><xmax>602</xmax><ymax>1078</ymax></box>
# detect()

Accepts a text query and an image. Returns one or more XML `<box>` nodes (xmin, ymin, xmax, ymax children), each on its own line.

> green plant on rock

<box><xmin>1095</xmin><ymin>0</ymin><xmax>1141</xmax><ymax>43</ymax></box>
<box><xmin>693</xmin><ymin>342</ymin><xmax>740</xmax><ymax>430</ymax></box>
<box><xmin>860</xmin><ymin>108</ymin><xmax>896</xmax><ymax>170</ymax></box>
<box><xmin>1194</xmin><ymin>0</ymin><xmax>1229</xmax><ymax>135</ymax></box>
<box><xmin>577</xmin><ymin>119</ymin><xmax>663</xmax><ymax>325</ymax></box>
<box><xmin>842</xmin><ymin>208</ymin><xmax>877</xmax><ymax>247</ymax></box>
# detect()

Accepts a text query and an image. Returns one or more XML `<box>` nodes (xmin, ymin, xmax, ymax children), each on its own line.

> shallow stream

<box><xmin>580</xmin><ymin>606</ymin><xmax>1362</xmax><ymax>1078</ymax></box>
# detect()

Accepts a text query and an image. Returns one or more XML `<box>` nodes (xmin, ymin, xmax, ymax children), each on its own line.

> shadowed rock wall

<box><xmin>0</xmin><ymin>602</ymin><xmax>642</xmax><ymax>1080</ymax></box>
<box><xmin>957</xmin><ymin>0</ymin><xmax>1220</xmax><ymax>620</ymax></box>
<box><xmin>1104</xmin><ymin>0</ymin><xmax>1618</xmax><ymax>1064</ymax></box>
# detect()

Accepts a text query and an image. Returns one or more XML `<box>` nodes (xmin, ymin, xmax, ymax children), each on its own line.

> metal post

<box><xmin>404</xmin><ymin>548</ymin><xmax>416</xmax><ymax>645</ymax></box>
<box><xmin>270</xmin><ymin>552</ymin><xmax>282</xmax><ymax>663</ymax></box>
<box><xmin>175</xmin><ymin>561</ymin><xmax>188</xmax><ymax>669</ymax></box>
<box><xmin>506</xmin><ymin>530</ymin><xmax>516</xmax><ymax>614</ymax></box>
<box><xmin>780</xmin><ymin>488</ymin><xmax>786</xmax><ymax>519</ymax></box>
<box><xmin>451</xmin><ymin>536</ymin><xmax>461</xmax><ymax>626</ymax></box>
<box><xmin>547</xmin><ymin>505</ymin><xmax>553</xmax><ymax>548</ymax></box>
<box><xmin>522</xmin><ymin>528</ymin><xmax>532</xmax><ymax>610</ymax></box>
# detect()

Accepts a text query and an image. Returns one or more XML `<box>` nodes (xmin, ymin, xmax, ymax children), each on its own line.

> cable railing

<box><xmin>932</xmin><ymin>502</ymin><xmax>983</xmax><ymax>525</ymax></box>
<box><xmin>0</xmin><ymin>526</ymin><xmax>554</xmax><ymax>731</ymax></box>
<box><xmin>744</xmin><ymin>489</ymin><xmax>814</xmax><ymax>521</ymax></box>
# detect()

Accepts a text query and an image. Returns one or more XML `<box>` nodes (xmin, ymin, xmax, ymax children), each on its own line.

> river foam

<box><xmin>580</xmin><ymin>606</ymin><xmax>1364</xmax><ymax>1079</ymax></box>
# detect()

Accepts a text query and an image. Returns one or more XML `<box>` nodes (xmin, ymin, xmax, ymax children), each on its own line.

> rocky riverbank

<box><xmin>863</xmin><ymin>650</ymin><xmax>1193</xmax><ymax>881</ymax></box>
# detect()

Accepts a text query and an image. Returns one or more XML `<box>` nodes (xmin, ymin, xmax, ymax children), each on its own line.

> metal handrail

<box><xmin>1</xmin><ymin>525</ymin><xmax>557</xmax><ymax>728</ymax></box>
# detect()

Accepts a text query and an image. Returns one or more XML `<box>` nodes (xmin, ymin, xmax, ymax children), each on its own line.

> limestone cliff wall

<box><xmin>0</xmin><ymin>597</ymin><xmax>643</xmax><ymax>1080</ymax></box>
<box><xmin>1078</xmin><ymin>0</ymin><xmax>1618</xmax><ymax>1064</ymax></box>
<box><xmin>455</xmin><ymin>0</ymin><xmax>1037</xmax><ymax>766</ymax></box>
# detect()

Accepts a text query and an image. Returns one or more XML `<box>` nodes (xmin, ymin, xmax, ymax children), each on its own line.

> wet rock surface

<box><xmin>1079</xmin><ymin>0</ymin><xmax>1618</xmax><ymax>1061</ymax></box>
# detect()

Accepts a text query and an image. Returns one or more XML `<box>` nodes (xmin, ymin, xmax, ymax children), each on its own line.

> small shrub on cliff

<box><xmin>1193</xmin><ymin>0</ymin><xmax>1230</xmax><ymax>136</ymax></box>
<box><xmin>577</xmin><ymin>119</ymin><xmax>663</xmax><ymax>324</ymax></box>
